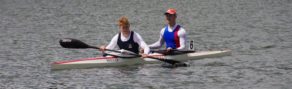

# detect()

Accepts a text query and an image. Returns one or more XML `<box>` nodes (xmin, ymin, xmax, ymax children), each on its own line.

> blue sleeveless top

<box><xmin>163</xmin><ymin>25</ymin><xmax>181</xmax><ymax>49</ymax></box>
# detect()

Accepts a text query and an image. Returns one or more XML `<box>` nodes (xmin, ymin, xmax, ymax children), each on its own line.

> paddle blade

<box><xmin>59</xmin><ymin>38</ymin><xmax>91</xmax><ymax>49</ymax></box>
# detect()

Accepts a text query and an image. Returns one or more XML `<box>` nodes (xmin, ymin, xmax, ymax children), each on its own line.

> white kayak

<box><xmin>51</xmin><ymin>49</ymin><xmax>231</xmax><ymax>70</ymax></box>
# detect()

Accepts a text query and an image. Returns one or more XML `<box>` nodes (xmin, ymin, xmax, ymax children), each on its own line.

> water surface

<box><xmin>0</xmin><ymin>0</ymin><xmax>292</xmax><ymax>89</ymax></box>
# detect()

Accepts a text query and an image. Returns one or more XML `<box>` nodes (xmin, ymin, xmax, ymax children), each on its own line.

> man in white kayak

<box><xmin>100</xmin><ymin>16</ymin><xmax>150</xmax><ymax>57</ymax></box>
<box><xmin>149</xmin><ymin>8</ymin><xmax>187</xmax><ymax>54</ymax></box>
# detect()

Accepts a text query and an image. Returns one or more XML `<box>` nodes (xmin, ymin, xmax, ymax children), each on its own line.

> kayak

<box><xmin>51</xmin><ymin>49</ymin><xmax>231</xmax><ymax>70</ymax></box>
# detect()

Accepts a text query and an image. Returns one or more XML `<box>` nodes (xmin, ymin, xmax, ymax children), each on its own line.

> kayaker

<box><xmin>149</xmin><ymin>8</ymin><xmax>187</xmax><ymax>54</ymax></box>
<box><xmin>100</xmin><ymin>16</ymin><xmax>150</xmax><ymax>57</ymax></box>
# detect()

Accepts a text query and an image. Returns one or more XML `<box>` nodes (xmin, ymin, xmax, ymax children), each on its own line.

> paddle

<box><xmin>59</xmin><ymin>38</ymin><xmax>186</xmax><ymax>66</ymax></box>
<box><xmin>59</xmin><ymin>38</ymin><xmax>122</xmax><ymax>53</ymax></box>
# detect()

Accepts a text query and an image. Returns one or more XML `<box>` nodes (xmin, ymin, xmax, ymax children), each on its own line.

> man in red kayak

<box><xmin>100</xmin><ymin>16</ymin><xmax>150</xmax><ymax>57</ymax></box>
<box><xmin>149</xmin><ymin>8</ymin><xmax>187</xmax><ymax>54</ymax></box>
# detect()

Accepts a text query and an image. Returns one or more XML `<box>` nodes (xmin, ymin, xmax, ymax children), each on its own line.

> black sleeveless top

<box><xmin>117</xmin><ymin>31</ymin><xmax>139</xmax><ymax>54</ymax></box>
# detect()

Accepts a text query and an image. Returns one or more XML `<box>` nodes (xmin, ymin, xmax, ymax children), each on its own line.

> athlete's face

<box><xmin>119</xmin><ymin>25</ymin><xmax>130</xmax><ymax>34</ymax></box>
<box><xmin>165</xmin><ymin>14</ymin><xmax>176</xmax><ymax>24</ymax></box>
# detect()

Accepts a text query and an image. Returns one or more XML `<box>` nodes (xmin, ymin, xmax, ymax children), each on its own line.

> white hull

<box><xmin>51</xmin><ymin>50</ymin><xmax>231</xmax><ymax>70</ymax></box>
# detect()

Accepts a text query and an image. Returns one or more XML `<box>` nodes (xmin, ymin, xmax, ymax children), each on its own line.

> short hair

<box><xmin>118</xmin><ymin>16</ymin><xmax>130</xmax><ymax>27</ymax></box>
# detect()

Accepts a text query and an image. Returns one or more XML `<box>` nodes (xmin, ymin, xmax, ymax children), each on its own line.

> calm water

<box><xmin>1</xmin><ymin>0</ymin><xmax>292</xmax><ymax>89</ymax></box>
